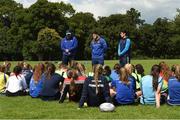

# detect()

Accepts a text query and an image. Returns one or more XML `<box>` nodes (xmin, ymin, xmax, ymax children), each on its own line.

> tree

<box><xmin>127</xmin><ymin>8</ymin><xmax>145</xmax><ymax>27</ymax></box>
<box><xmin>31</xmin><ymin>27</ymin><xmax>61</xmax><ymax>60</ymax></box>
<box><xmin>0</xmin><ymin>0</ymin><xmax>24</xmax><ymax>60</ymax></box>
<box><xmin>153</xmin><ymin>18</ymin><xmax>173</xmax><ymax>58</ymax></box>
<box><xmin>168</xmin><ymin>9</ymin><xmax>180</xmax><ymax>58</ymax></box>
<box><xmin>20</xmin><ymin>0</ymin><xmax>75</xmax><ymax>59</ymax></box>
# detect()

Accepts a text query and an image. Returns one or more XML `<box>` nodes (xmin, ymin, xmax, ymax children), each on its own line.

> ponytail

<box><xmin>67</xmin><ymin>69</ymin><xmax>78</xmax><ymax>95</ymax></box>
<box><xmin>45</xmin><ymin>63</ymin><xmax>56</xmax><ymax>80</ymax></box>
<box><xmin>119</xmin><ymin>67</ymin><xmax>129</xmax><ymax>85</ymax></box>
<box><xmin>151</xmin><ymin>65</ymin><xmax>160</xmax><ymax>91</ymax></box>
<box><xmin>175</xmin><ymin>65</ymin><xmax>180</xmax><ymax>81</ymax></box>
<box><xmin>93</xmin><ymin>64</ymin><xmax>103</xmax><ymax>94</ymax></box>
<box><xmin>33</xmin><ymin>63</ymin><xmax>45</xmax><ymax>82</ymax></box>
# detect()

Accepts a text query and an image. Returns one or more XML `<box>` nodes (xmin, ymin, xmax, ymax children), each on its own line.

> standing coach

<box><xmin>60</xmin><ymin>30</ymin><xmax>78</xmax><ymax>66</ymax></box>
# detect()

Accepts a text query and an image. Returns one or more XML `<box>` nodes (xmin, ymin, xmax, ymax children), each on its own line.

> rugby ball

<box><xmin>99</xmin><ymin>103</ymin><xmax>115</xmax><ymax>112</ymax></box>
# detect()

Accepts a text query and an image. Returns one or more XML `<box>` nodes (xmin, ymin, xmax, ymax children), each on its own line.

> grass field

<box><xmin>1</xmin><ymin>59</ymin><xmax>179</xmax><ymax>74</ymax></box>
<box><xmin>0</xmin><ymin>60</ymin><xmax>180</xmax><ymax>119</ymax></box>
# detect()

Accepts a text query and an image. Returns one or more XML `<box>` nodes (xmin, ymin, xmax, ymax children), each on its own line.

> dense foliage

<box><xmin>0</xmin><ymin>0</ymin><xmax>179</xmax><ymax>60</ymax></box>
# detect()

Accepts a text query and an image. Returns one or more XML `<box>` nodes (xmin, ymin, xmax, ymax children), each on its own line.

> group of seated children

<box><xmin>0</xmin><ymin>61</ymin><xmax>180</xmax><ymax>108</ymax></box>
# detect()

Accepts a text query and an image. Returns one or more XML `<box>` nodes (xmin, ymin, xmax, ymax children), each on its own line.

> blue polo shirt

<box><xmin>111</xmin><ymin>79</ymin><xmax>135</xmax><ymax>104</ymax></box>
<box><xmin>168</xmin><ymin>77</ymin><xmax>180</xmax><ymax>105</ymax></box>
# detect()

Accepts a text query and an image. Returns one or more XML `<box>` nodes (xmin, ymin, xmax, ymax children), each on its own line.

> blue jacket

<box><xmin>168</xmin><ymin>76</ymin><xmax>180</xmax><ymax>105</ymax></box>
<box><xmin>79</xmin><ymin>76</ymin><xmax>111</xmax><ymax>107</ymax></box>
<box><xmin>118</xmin><ymin>38</ymin><xmax>131</xmax><ymax>57</ymax></box>
<box><xmin>90</xmin><ymin>38</ymin><xmax>107</xmax><ymax>59</ymax></box>
<box><xmin>60</xmin><ymin>36</ymin><xmax>78</xmax><ymax>56</ymax></box>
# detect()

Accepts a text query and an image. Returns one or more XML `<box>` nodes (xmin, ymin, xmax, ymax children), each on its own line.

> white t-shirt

<box><xmin>6</xmin><ymin>74</ymin><xmax>27</xmax><ymax>93</ymax></box>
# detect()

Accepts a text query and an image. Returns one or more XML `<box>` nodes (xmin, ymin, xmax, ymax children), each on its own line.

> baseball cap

<box><xmin>66</xmin><ymin>30</ymin><xmax>72</xmax><ymax>35</ymax></box>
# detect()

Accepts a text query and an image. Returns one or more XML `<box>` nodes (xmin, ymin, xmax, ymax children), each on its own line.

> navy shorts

<box><xmin>119</xmin><ymin>56</ymin><xmax>130</xmax><ymax>67</ymax></box>
<box><xmin>92</xmin><ymin>58</ymin><xmax>104</xmax><ymax>66</ymax></box>
<box><xmin>62</xmin><ymin>55</ymin><xmax>75</xmax><ymax>65</ymax></box>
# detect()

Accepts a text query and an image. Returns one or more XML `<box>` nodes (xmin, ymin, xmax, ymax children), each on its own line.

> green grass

<box><xmin>0</xmin><ymin>96</ymin><xmax>180</xmax><ymax>119</ymax></box>
<box><xmin>0</xmin><ymin>60</ymin><xmax>180</xmax><ymax>119</ymax></box>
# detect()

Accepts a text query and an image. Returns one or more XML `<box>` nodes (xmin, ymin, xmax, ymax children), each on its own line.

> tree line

<box><xmin>0</xmin><ymin>0</ymin><xmax>180</xmax><ymax>61</ymax></box>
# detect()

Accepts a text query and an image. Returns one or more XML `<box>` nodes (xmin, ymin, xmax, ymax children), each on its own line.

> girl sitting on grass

<box><xmin>159</xmin><ymin>61</ymin><xmax>171</xmax><ymax>103</ymax></box>
<box><xmin>132</xmin><ymin>64</ymin><xmax>145</xmax><ymax>91</ymax></box>
<box><xmin>140</xmin><ymin>65</ymin><xmax>162</xmax><ymax>108</ymax></box>
<box><xmin>79</xmin><ymin>64</ymin><xmax>111</xmax><ymax>108</ymax></box>
<box><xmin>103</xmin><ymin>65</ymin><xmax>112</xmax><ymax>83</ymax></box>
<box><xmin>40</xmin><ymin>63</ymin><xmax>64</xmax><ymax>101</ymax></box>
<box><xmin>124</xmin><ymin>64</ymin><xmax>136</xmax><ymax>92</ymax></box>
<box><xmin>29</xmin><ymin>63</ymin><xmax>45</xmax><ymax>98</ymax></box>
<box><xmin>110</xmin><ymin>67</ymin><xmax>135</xmax><ymax>105</ymax></box>
<box><xmin>59</xmin><ymin>68</ymin><xmax>86</xmax><ymax>103</ymax></box>
<box><xmin>22</xmin><ymin>62</ymin><xmax>33</xmax><ymax>88</ymax></box>
<box><xmin>6</xmin><ymin>66</ymin><xmax>27</xmax><ymax>96</ymax></box>
<box><xmin>168</xmin><ymin>64</ymin><xmax>180</xmax><ymax>105</ymax></box>
<box><xmin>110</xmin><ymin>63</ymin><xmax>120</xmax><ymax>81</ymax></box>
<box><xmin>0</xmin><ymin>65</ymin><xmax>9</xmax><ymax>95</ymax></box>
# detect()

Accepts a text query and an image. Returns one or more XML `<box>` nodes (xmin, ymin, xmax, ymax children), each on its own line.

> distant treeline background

<box><xmin>0</xmin><ymin>0</ymin><xmax>180</xmax><ymax>61</ymax></box>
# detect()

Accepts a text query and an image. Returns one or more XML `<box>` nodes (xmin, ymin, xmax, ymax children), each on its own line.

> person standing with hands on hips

<box><xmin>118</xmin><ymin>31</ymin><xmax>131</xmax><ymax>67</ymax></box>
<box><xmin>60</xmin><ymin>30</ymin><xmax>78</xmax><ymax>66</ymax></box>
<box><xmin>90</xmin><ymin>31</ymin><xmax>107</xmax><ymax>66</ymax></box>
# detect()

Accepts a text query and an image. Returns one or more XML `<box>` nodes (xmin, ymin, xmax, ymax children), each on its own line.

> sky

<box><xmin>15</xmin><ymin>0</ymin><xmax>180</xmax><ymax>24</ymax></box>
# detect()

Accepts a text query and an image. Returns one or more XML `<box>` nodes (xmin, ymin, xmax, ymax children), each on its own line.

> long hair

<box><xmin>4</xmin><ymin>62</ymin><xmax>11</xmax><ymax>72</ymax></box>
<box><xmin>13</xmin><ymin>66</ymin><xmax>22</xmax><ymax>78</ymax></box>
<box><xmin>151</xmin><ymin>65</ymin><xmax>161</xmax><ymax>91</ymax></box>
<box><xmin>33</xmin><ymin>63</ymin><xmax>45</xmax><ymax>83</ymax></box>
<box><xmin>23</xmin><ymin>63</ymin><xmax>32</xmax><ymax>70</ymax></box>
<box><xmin>175</xmin><ymin>65</ymin><xmax>180</xmax><ymax>81</ymax></box>
<box><xmin>124</xmin><ymin>63</ymin><xmax>133</xmax><ymax>75</ymax></box>
<box><xmin>119</xmin><ymin>67</ymin><xmax>130</xmax><ymax>85</ymax></box>
<box><xmin>159</xmin><ymin>61</ymin><xmax>170</xmax><ymax>81</ymax></box>
<box><xmin>93</xmin><ymin>64</ymin><xmax>103</xmax><ymax>94</ymax></box>
<box><xmin>135</xmin><ymin>64</ymin><xmax>145</xmax><ymax>76</ymax></box>
<box><xmin>103</xmin><ymin>65</ymin><xmax>111</xmax><ymax>76</ymax></box>
<box><xmin>45</xmin><ymin>63</ymin><xmax>56</xmax><ymax>80</ymax></box>
<box><xmin>67</xmin><ymin>69</ymin><xmax>78</xmax><ymax>95</ymax></box>
<box><xmin>170</xmin><ymin>64</ymin><xmax>176</xmax><ymax>76</ymax></box>
<box><xmin>113</xmin><ymin>63</ymin><xmax>120</xmax><ymax>74</ymax></box>
<box><xmin>17</xmin><ymin>61</ymin><xmax>24</xmax><ymax>69</ymax></box>
<box><xmin>76</xmin><ymin>63</ymin><xmax>86</xmax><ymax>76</ymax></box>
<box><xmin>0</xmin><ymin>65</ymin><xmax>6</xmax><ymax>73</ymax></box>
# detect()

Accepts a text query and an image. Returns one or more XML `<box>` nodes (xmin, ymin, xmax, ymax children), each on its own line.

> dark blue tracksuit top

<box><xmin>60</xmin><ymin>36</ymin><xmax>78</xmax><ymax>56</ymax></box>
<box><xmin>90</xmin><ymin>38</ymin><xmax>107</xmax><ymax>59</ymax></box>
<box><xmin>118</xmin><ymin>38</ymin><xmax>131</xmax><ymax>57</ymax></box>
<box><xmin>79</xmin><ymin>76</ymin><xmax>111</xmax><ymax>107</ymax></box>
